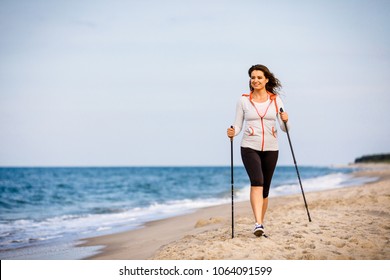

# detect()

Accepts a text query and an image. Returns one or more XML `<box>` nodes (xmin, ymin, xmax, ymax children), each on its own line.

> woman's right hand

<box><xmin>227</xmin><ymin>126</ymin><xmax>235</xmax><ymax>139</ymax></box>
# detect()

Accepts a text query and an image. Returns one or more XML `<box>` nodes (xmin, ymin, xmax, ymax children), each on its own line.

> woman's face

<box><xmin>250</xmin><ymin>70</ymin><xmax>268</xmax><ymax>91</ymax></box>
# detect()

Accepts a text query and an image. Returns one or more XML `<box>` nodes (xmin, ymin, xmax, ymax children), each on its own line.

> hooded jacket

<box><xmin>233</xmin><ymin>92</ymin><xmax>290</xmax><ymax>151</ymax></box>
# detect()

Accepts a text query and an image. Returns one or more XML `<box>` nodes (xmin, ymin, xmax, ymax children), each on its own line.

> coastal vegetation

<box><xmin>355</xmin><ymin>153</ymin><xmax>390</xmax><ymax>163</ymax></box>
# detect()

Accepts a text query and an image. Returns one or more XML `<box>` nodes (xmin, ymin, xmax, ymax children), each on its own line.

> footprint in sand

<box><xmin>302</xmin><ymin>242</ymin><xmax>316</xmax><ymax>249</ymax></box>
<box><xmin>383</xmin><ymin>225</ymin><xmax>390</xmax><ymax>230</ymax></box>
<box><xmin>335</xmin><ymin>241</ymin><xmax>346</xmax><ymax>248</ymax></box>
<box><xmin>349</xmin><ymin>236</ymin><xmax>360</xmax><ymax>244</ymax></box>
<box><xmin>194</xmin><ymin>217</ymin><xmax>224</xmax><ymax>228</ymax></box>
<box><xmin>340</xmin><ymin>235</ymin><xmax>352</xmax><ymax>240</ymax></box>
<box><xmin>300</xmin><ymin>251</ymin><xmax>316</xmax><ymax>260</ymax></box>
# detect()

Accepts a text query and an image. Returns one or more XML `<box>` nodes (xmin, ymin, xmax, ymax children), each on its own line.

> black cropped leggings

<box><xmin>241</xmin><ymin>147</ymin><xmax>279</xmax><ymax>198</ymax></box>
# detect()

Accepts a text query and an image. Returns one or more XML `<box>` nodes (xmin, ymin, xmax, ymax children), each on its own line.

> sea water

<box><xmin>0</xmin><ymin>166</ymin><xmax>376</xmax><ymax>258</ymax></box>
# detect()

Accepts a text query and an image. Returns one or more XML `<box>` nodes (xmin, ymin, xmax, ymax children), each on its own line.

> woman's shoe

<box><xmin>253</xmin><ymin>223</ymin><xmax>264</xmax><ymax>237</ymax></box>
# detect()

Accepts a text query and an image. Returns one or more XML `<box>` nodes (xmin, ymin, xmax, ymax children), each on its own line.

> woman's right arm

<box><xmin>227</xmin><ymin>98</ymin><xmax>244</xmax><ymax>139</ymax></box>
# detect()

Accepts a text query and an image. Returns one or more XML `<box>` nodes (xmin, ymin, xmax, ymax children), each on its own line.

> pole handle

<box><xmin>279</xmin><ymin>107</ymin><xmax>287</xmax><ymax>122</ymax></box>
<box><xmin>229</xmin><ymin>125</ymin><xmax>234</xmax><ymax>141</ymax></box>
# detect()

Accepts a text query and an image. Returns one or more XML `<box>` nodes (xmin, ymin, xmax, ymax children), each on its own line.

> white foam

<box><xmin>235</xmin><ymin>172</ymin><xmax>378</xmax><ymax>199</ymax></box>
<box><xmin>0</xmin><ymin>196</ymin><xmax>232</xmax><ymax>248</ymax></box>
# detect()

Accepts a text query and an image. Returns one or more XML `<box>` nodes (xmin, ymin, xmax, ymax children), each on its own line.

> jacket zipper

<box><xmin>260</xmin><ymin>117</ymin><xmax>265</xmax><ymax>151</ymax></box>
<box><xmin>250</xmin><ymin>99</ymin><xmax>273</xmax><ymax>151</ymax></box>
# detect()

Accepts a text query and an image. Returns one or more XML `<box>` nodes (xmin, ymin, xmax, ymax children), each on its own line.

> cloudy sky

<box><xmin>1</xmin><ymin>0</ymin><xmax>389</xmax><ymax>167</ymax></box>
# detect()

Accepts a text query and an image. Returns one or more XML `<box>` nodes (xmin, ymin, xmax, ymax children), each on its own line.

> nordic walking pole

<box><xmin>230</xmin><ymin>125</ymin><xmax>235</xmax><ymax>238</ymax></box>
<box><xmin>280</xmin><ymin>108</ymin><xmax>312</xmax><ymax>222</ymax></box>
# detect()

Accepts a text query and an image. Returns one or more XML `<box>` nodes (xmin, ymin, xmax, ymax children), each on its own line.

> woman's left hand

<box><xmin>280</xmin><ymin>111</ymin><xmax>289</xmax><ymax>122</ymax></box>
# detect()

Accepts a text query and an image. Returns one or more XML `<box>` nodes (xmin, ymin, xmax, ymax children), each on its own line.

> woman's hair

<box><xmin>248</xmin><ymin>64</ymin><xmax>282</xmax><ymax>94</ymax></box>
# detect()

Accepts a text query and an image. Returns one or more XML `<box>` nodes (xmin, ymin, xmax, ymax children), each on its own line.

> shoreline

<box><xmin>81</xmin><ymin>163</ymin><xmax>390</xmax><ymax>260</ymax></box>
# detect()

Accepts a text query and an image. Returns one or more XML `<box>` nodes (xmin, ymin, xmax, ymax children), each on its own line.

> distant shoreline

<box><xmin>354</xmin><ymin>153</ymin><xmax>390</xmax><ymax>164</ymax></box>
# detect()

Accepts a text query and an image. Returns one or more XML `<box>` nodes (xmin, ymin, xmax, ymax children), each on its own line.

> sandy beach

<box><xmin>83</xmin><ymin>164</ymin><xmax>390</xmax><ymax>260</ymax></box>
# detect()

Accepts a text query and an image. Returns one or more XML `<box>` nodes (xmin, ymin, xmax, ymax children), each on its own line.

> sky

<box><xmin>0</xmin><ymin>0</ymin><xmax>389</xmax><ymax>167</ymax></box>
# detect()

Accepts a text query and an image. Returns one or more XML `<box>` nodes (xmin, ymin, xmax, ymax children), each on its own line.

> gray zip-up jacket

<box><xmin>233</xmin><ymin>92</ymin><xmax>290</xmax><ymax>151</ymax></box>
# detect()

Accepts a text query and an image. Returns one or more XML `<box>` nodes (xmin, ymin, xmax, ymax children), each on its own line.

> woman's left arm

<box><xmin>276</xmin><ymin>96</ymin><xmax>291</xmax><ymax>132</ymax></box>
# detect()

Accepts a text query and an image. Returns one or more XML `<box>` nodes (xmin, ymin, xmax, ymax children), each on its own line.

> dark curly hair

<box><xmin>248</xmin><ymin>64</ymin><xmax>282</xmax><ymax>94</ymax></box>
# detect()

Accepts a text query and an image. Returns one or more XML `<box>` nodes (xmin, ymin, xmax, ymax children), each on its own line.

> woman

<box><xmin>227</xmin><ymin>64</ymin><xmax>290</xmax><ymax>237</ymax></box>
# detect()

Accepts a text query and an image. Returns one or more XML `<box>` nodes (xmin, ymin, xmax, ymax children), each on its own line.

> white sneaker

<box><xmin>253</xmin><ymin>223</ymin><xmax>265</xmax><ymax>237</ymax></box>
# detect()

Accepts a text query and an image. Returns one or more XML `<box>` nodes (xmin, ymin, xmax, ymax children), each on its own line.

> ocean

<box><xmin>0</xmin><ymin>165</ymin><xmax>376</xmax><ymax>259</ymax></box>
